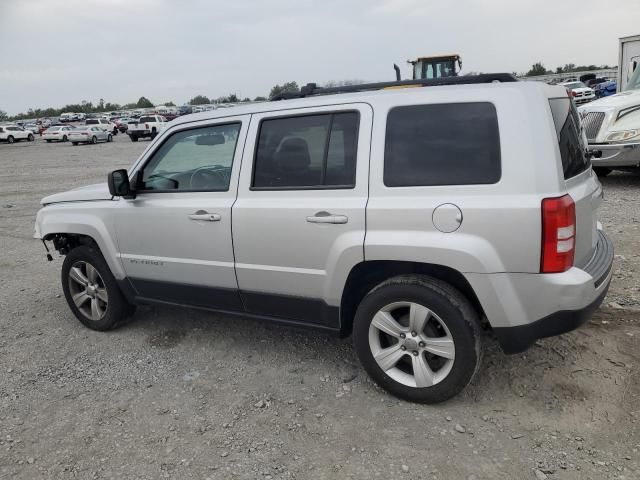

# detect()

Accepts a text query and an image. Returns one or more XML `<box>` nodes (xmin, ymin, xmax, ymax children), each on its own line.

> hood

<box><xmin>41</xmin><ymin>183</ymin><xmax>113</xmax><ymax>205</ymax></box>
<box><xmin>571</xmin><ymin>87</ymin><xmax>593</xmax><ymax>93</ymax></box>
<box><xmin>580</xmin><ymin>89</ymin><xmax>640</xmax><ymax>111</ymax></box>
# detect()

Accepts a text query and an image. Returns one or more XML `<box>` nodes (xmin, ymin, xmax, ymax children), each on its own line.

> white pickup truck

<box><xmin>127</xmin><ymin>115</ymin><xmax>167</xmax><ymax>142</ymax></box>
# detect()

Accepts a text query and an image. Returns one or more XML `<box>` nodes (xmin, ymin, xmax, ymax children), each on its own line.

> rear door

<box><xmin>232</xmin><ymin>104</ymin><xmax>372</xmax><ymax>328</ymax></box>
<box><xmin>549</xmin><ymin>96</ymin><xmax>600</xmax><ymax>266</ymax></box>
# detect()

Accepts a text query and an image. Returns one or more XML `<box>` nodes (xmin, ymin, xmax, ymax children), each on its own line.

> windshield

<box><xmin>627</xmin><ymin>65</ymin><xmax>640</xmax><ymax>90</ymax></box>
<box><xmin>418</xmin><ymin>60</ymin><xmax>457</xmax><ymax>79</ymax></box>
<box><xmin>563</xmin><ymin>82</ymin><xmax>586</xmax><ymax>89</ymax></box>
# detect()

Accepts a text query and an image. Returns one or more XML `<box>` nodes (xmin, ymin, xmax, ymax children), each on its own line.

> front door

<box><xmin>232</xmin><ymin>104</ymin><xmax>372</xmax><ymax>328</ymax></box>
<box><xmin>115</xmin><ymin>116</ymin><xmax>249</xmax><ymax>311</ymax></box>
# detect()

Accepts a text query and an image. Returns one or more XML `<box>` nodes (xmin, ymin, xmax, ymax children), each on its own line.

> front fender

<box><xmin>35</xmin><ymin>202</ymin><xmax>124</xmax><ymax>279</ymax></box>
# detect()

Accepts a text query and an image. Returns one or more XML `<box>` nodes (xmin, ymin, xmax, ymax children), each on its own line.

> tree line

<box><xmin>1</xmin><ymin>79</ymin><xmax>369</xmax><ymax>122</ymax></box>
<box><xmin>524</xmin><ymin>62</ymin><xmax>615</xmax><ymax>77</ymax></box>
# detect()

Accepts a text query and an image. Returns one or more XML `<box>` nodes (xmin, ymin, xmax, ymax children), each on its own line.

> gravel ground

<box><xmin>0</xmin><ymin>135</ymin><xmax>638</xmax><ymax>479</ymax></box>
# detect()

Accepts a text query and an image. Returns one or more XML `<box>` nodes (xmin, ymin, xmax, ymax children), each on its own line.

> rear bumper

<box><xmin>466</xmin><ymin>230</ymin><xmax>614</xmax><ymax>354</ymax></box>
<box><xmin>590</xmin><ymin>142</ymin><xmax>640</xmax><ymax>168</ymax></box>
<box><xmin>128</xmin><ymin>130</ymin><xmax>150</xmax><ymax>136</ymax></box>
<box><xmin>492</xmin><ymin>283</ymin><xmax>609</xmax><ymax>354</ymax></box>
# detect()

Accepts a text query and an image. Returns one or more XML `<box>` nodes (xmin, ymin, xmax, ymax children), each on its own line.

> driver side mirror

<box><xmin>108</xmin><ymin>169</ymin><xmax>135</xmax><ymax>199</ymax></box>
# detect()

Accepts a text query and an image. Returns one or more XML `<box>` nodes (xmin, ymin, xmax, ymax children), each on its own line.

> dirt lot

<box><xmin>0</xmin><ymin>135</ymin><xmax>638</xmax><ymax>480</ymax></box>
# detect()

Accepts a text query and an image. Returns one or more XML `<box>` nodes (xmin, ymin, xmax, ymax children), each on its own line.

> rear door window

<box><xmin>549</xmin><ymin>98</ymin><xmax>589</xmax><ymax>179</ymax></box>
<box><xmin>252</xmin><ymin>112</ymin><xmax>359</xmax><ymax>189</ymax></box>
<box><xmin>384</xmin><ymin>103</ymin><xmax>501</xmax><ymax>187</ymax></box>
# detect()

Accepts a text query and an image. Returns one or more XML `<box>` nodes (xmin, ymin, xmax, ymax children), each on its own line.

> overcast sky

<box><xmin>1</xmin><ymin>0</ymin><xmax>638</xmax><ymax>114</ymax></box>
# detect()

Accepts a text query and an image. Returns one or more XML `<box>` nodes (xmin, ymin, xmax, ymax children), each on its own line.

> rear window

<box><xmin>384</xmin><ymin>103</ymin><xmax>501</xmax><ymax>187</ymax></box>
<box><xmin>549</xmin><ymin>98</ymin><xmax>589</xmax><ymax>179</ymax></box>
<box><xmin>140</xmin><ymin>116</ymin><xmax>156</xmax><ymax>123</ymax></box>
<box><xmin>86</xmin><ymin>119</ymin><xmax>98</xmax><ymax>124</ymax></box>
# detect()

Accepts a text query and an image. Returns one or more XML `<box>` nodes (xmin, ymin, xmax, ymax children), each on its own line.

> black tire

<box><xmin>72</xmin><ymin>142</ymin><xmax>78</xmax><ymax>146</ymax></box>
<box><xmin>61</xmin><ymin>245</ymin><xmax>135</xmax><ymax>331</ymax></box>
<box><xmin>91</xmin><ymin>136</ymin><xmax>97</xmax><ymax>144</ymax></box>
<box><xmin>113</xmin><ymin>128</ymin><xmax>118</xmax><ymax>135</ymax></box>
<box><xmin>150</xmin><ymin>128</ymin><xmax>157</xmax><ymax>139</ymax></box>
<box><xmin>130</xmin><ymin>135</ymin><xmax>138</xmax><ymax>142</ymax></box>
<box><xmin>46</xmin><ymin>139</ymin><xmax>52</xmax><ymax>143</ymax></box>
<box><xmin>62</xmin><ymin>135</ymin><xmax>68</xmax><ymax>142</ymax></box>
<box><xmin>7</xmin><ymin>136</ymin><xmax>14</xmax><ymax>144</ymax></box>
<box><xmin>28</xmin><ymin>134</ymin><xmax>34</xmax><ymax>141</ymax></box>
<box><xmin>107</xmin><ymin>134</ymin><xmax>113</xmax><ymax>142</ymax></box>
<box><xmin>352</xmin><ymin>275</ymin><xmax>481</xmax><ymax>404</ymax></box>
<box><xmin>593</xmin><ymin>167</ymin><xmax>612</xmax><ymax>178</ymax></box>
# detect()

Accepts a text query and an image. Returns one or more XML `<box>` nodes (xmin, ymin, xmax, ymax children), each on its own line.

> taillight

<box><xmin>541</xmin><ymin>194</ymin><xmax>576</xmax><ymax>273</ymax></box>
<box><xmin>570</xmin><ymin>91</ymin><xmax>577</xmax><ymax>97</ymax></box>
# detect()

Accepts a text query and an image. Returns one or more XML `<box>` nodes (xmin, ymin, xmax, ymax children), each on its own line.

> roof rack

<box><xmin>271</xmin><ymin>73</ymin><xmax>519</xmax><ymax>101</ymax></box>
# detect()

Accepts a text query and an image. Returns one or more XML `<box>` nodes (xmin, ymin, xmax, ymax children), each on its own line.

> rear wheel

<box><xmin>72</xmin><ymin>142</ymin><xmax>78</xmax><ymax>146</ymax></box>
<box><xmin>7</xmin><ymin>136</ymin><xmax>14</xmax><ymax>144</ymax></box>
<box><xmin>593</xmin><ymin>167</ymin><xmax>612</xmax><ymax>177</ymax></box>
<box><xmin>130</xmin><ymin>135</ymin><xmax>138</xmax><ymax>142</ymax></box>
<box><xmin>150</xmin><ymin>128</ymin><xmax>157</xmax><ymax>139</ymax></box>
<box><xmin>353</xmin><ymin>275</ymin><xmax>481</xmax><ymax>404</ymax></box>
<box><xmin>113</xmin><ymin>128</ymin><xmax>118</xmax><ymax>135</ymax></box>
<box><xmin>91</xmin><ymin>136</ymin><xmax>97</xmax><ymax>144</ymax></box>
<box><xmin>46</xmin><ymin>139</ymin><xmax>52</xmax><ymax>143</ymax></box>
<box><xmin>61</xmin><ymin>245</ymin><xmax>135</xmax><ymax>331</ymax></box>
<box><xmin>107</xmin><ymin>134</ymin><xmax>113</xmax><ymax>142</ymax></box>
<box><xmin>62</xmin><ymin>135</ymin><xmax>68</xmax><ymax>142</ymax></box>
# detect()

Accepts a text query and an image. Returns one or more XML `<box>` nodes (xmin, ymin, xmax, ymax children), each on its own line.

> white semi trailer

<box><xmin>618</xmin><ymin>34</ymin><xmax>640</xmax><ymax>92</ymax></box>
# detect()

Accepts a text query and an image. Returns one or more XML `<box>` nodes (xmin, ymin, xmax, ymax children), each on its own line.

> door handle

<box><xmin>306</xmin><ymin>212</ymin><xmax>348</xmax><ymax>224</ymax></box>
<box><xmin>188</xmin><ymin>211</ymin><xmax>221</xmax><ymax>222</ymax></box>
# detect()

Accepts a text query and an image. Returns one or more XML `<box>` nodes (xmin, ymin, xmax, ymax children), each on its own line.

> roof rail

<box><xmin>271</xmin><ymin>73</ymin><xmax>519</xmax><ymax>101</ymax></box>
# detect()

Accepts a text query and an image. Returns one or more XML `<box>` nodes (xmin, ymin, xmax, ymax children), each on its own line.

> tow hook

<box><xmin>41</xmin><ymin>240</ymin><xmax>53</xmax><ymax>261</ymax></box>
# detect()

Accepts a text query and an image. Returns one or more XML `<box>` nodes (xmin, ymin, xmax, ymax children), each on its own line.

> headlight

<box><xmin>605</xmin><ymin>130</ymin><xmax>640</xmax><ymax>142</ymax></box>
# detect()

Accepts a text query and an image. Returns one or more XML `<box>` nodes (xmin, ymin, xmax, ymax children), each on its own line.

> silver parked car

<box><xmin>68</xmin><ymin>126</ymin><xmax>112</xmax><ymax>145</ymax></box>
<box><xmin>34</xmin><ymin>75</ymin><xmax>613</xmax><ymax>403</ymax></box>
<box><xmin>43</xmin><ymin>125</ymin><xmax>74</xmax><ymax>143</ymax></box>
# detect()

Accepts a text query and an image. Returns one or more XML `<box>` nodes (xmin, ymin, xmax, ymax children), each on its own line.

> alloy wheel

<box><xmin>368</xmin><ymin>301</ymin><xmax>455</xmax><ymax>388</ymax></box>
<box><xmin>67</xmin><ymin>261</ymin><xmax>109</xmax><ymax>321</ymax></box>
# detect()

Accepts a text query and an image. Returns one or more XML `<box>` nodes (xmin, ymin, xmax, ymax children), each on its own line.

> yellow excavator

<box><xmin>394</xmin><ymin>54</ymin><xmax>462</xmax><ymax>81</ymax></box>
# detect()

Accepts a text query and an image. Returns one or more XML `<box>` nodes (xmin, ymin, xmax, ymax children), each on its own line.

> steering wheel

<box><xmin>189</xmin><ymin>166</ymin><xmax>229</xmax><ymax>190</ymax></box>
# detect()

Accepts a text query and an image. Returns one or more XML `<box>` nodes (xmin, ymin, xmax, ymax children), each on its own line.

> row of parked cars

<box><xmin>1</xmin><ymin>113</ymin><xmax>170</xmax><ymax>145</ymax></box>
<box><xmin>557</xmin><ymin>75</ymin><xmax>617</xmax><ymax>106</ymax></box>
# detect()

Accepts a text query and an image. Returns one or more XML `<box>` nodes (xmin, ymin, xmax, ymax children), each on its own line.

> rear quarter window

<box><xmin>549</xmin><ymin>97</ymin><xmax>589</xmax><ymax>179</ymax></box>
<box><xmin>384</xmin><ymin>102</ymin><xmax>501</xmax><ymax>187</ymax></box>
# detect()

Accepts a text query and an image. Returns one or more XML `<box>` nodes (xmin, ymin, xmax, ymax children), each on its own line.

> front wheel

<box><xmin>62</xmin><ymin>135</ymin><xmax>68</xmax><ymax>142</ymax></box>
<box><xmin>91</xmin><ymin>136</ymin><xmax>97</xmax><ymax>144</ymax></box>
<box><xmin>352</xmin><ymin>275</ymin><xmax>481</xmax><ymax>404</ymax></box>
<box><xmin>593</xmin><ymin>167</ymin><xmax>612</xmax><ymax>177</ymax></box>
<box><xmin>46</xmin><ymin>139</ymin><xmax>52</xmax><ymax>143</ymax></box>
<box><xmin>61</xmin><ymin>245</ymin><xmax>135</xmax><ymax>331</ymax></box>
<box><xmin>28</xmin><ymin>134</ymin><xmax>34</xmax><ymax>141</ymax></box>
<box><xmin>72</xmin><ymin>142</ymin><xmax>78</xmax><ymax>146</ymax></box>
<box><xmin>107</xmin><ymin>134</ymin><xmax>113</xmax><ymax>142</ymax></box>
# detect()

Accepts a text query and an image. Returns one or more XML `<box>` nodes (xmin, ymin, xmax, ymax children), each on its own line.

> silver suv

<box><xmin>34</xmin><ymin>77</ymin><xmax>614</xmax><ymax>403</ymax></box>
